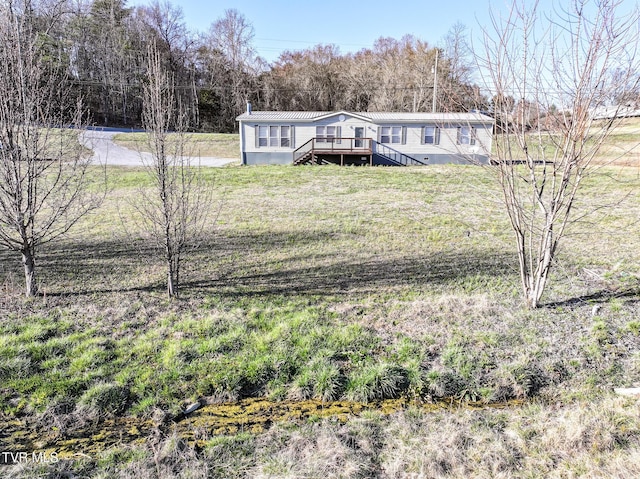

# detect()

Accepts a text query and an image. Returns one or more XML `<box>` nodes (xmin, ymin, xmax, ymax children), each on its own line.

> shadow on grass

<box><xmin>188</xmin><ymin>251</ymin><xmax>516</xmax><ymax>298</ymax></box>
<box><xmin>544</xmin><ymin>287</ymin><xmax>640</xmax><ymax>308</ymax></box>
<box><xmin>19</xmin><ymin>229</ymin><xmax>517</xmax><ymax>299</ymax></box>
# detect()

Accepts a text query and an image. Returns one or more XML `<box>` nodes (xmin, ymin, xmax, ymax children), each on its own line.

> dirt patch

<box><xmin>0</xmin><ymin>397</ymin><xmax>523</xmax><ymax>461</ymax></box>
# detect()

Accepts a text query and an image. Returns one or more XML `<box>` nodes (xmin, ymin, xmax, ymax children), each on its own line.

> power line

<box><xmin>68</xmin><ymin>77</ymin><xmax>583</xmax><ymax>99</ymax></box>
<box><xmin>68</xmin><ymin>78</ymin><xmax>445</xmax><ymax>94</ymax></box>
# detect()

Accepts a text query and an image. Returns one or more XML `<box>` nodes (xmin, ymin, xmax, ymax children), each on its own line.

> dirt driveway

<box><xmin>80</xmin><ymin>128</ymin><xmax>238</xmax><ymax>167</ymax></box>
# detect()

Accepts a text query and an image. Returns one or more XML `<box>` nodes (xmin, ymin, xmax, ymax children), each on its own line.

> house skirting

<box><xmin>243</xmin><ymin>152</ymin><xmax>291</xmax><ymax>165</ymax></box>
<box><xmin>243</xmin><ymin>152</ymin><xmax>490</xmax><ymax>166</ymax></box>
<box><xmin>412</xmin><ymin>154</ymin><xmax>490</xmax><ymax>165</ymax></box>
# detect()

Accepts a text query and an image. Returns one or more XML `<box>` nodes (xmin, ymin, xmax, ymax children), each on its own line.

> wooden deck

<box><xmin>294</xmin><ymin>138</ymin><xmax>373</xmax><ymax>165</ymax></box>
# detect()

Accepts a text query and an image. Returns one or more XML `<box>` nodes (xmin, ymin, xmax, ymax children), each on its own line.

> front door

<box><xmin>354</xmin><ymin>127</ymin><xmax>364</xmax><ymax>148</ymax></box>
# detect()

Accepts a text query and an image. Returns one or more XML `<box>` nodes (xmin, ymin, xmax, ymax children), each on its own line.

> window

<box><xmin>316</xmin><ymin>126</ymin><xmax>340</xmax><ymax>143</ymax></box>
<box><xmin>380</xmin><ymin>126</ymin><xmax>403</xmax><ymax>144</ymax></box>
<box><xmin>269</xmin><ymin>126</ymin><xmax>279</xmax><ymax>147</ymax></box>
<box><xmin>457</xmin><ymin>126</ymin><xmax>476</xmax><ymax>145</ymax></box>
<box><xmin>280</xmin><ymin>126</ymin><xmax>290</xmax><ymax>147</ymax></box>
<box><xmin>423</xmin><ymin>126</ymin><xmax>439</xmax><ymax>144</ymax></box>
<box><xmin>256</xmin><ymin>125</ymin><xmax>294</xmax><ymax>148</ymax></box>
<box><xmin>258</xmin><ymin>126</ymin><xmax>268</xmax><ymax>147</ymax></box>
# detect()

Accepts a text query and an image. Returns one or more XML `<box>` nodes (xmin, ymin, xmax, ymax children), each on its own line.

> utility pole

<box><xmin>432</xmin><ymin>49</ymin><xmax>438</xmax><ymax>113</ymax></box>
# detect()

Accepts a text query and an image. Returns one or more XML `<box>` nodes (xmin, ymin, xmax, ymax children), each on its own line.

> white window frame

<box><xmin>422</xmin><ymin>126</ymin><xmax>440</xmax><ymax>145</ymax></box>
<box><xmin>316</xmin><ymin>125</ymin><xmax>341</xmax><ymax>143</ymax></box>
<box><xmin>457</xmin><ymin>126</ymin><xmax>476</xmax><ymax>145</ymax></box>
<box><xmin>256</xmin><ymin>125</ymin><xmax>294</xmax><ymax>148</ymax></box>
<box><xmin>257</xmin><ymin>126</ymin><xmax>268</xmax><ymax>147</ymax></box>
<box><xmin>380</xmin><ymin>126</ymin><xmax>404</xmax><ymax>144</ymax></box>
<box><xmin>280</xmin><ymin>126</ymin><xmax>291</xmax><ymax>147</ymax></box>
<box><xmin>269</xmin><ymin>126</ymin><xmax>279</xmax><ymax>147</ymax></box>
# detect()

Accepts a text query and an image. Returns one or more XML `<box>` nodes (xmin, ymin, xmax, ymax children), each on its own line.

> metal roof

<box><xmin>591</xmin><ymin>105</ymin><xmax>640</xmax><ymax>119</ymax></box>
<box><xmin>236</xmin><ymin>110</ymin><xmax>495</xmax><ymax>123</ymax></box>
<box><xmin>236</xmin><ymin>111</ymin><xmax>329</xmax><ymax>121</ymax></box>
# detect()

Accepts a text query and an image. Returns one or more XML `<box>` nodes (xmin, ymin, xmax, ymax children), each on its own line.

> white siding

<box><xmin>242</xmin><ymin>114</ymin><xmax>378</xmax><ymax>153</ymax></box>
<box><xmin>239</xmin><ymin>111</ymin><xmax>494</xmax><ymax>163</ymax></box>
<box><xmin>242</xmin><ymin>121</ymin><xmax>297</xmax><ymax>153</ymax></box>
<box><xmin>373</xmin><ymin>122</ymin><xmax>493</xmax><ymax>159</ymax></box>
<box><xmin>295</xmin><ymin>116</ymin><xmax>376</xmax><ymax>148</ymax></box>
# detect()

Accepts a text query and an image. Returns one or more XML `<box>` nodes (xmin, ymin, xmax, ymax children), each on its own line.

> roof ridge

<box><xmin>236</xmin><ymin>110</ymin><xmax>495</xmax><ymax>122</ymax></box>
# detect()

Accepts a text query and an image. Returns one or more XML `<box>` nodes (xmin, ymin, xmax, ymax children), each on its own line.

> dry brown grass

<box><xmin>11</xmin><ymin>395</ymin><xmax>640</xmax><ymax>478</ymax></box>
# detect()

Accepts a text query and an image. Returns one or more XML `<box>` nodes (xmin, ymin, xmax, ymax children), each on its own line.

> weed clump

<box><xmin>346</xmin><ymin>362</ymin><xmax>409</xmax><ymax>402</ymax></box>
<box><xmin>314</xmin><ymin>363</ymin><xmax>345</xmax><ymax>401</ymax></box>
<box><xmin>510</xmin><ymin>362</ymin><xmax>549</xmax><ymax>398</ymax></box>
<box><xmin>425</xmin><ymin>370</ymin><xmax>468</xmax><ymax>399</ymax></box>
<box><xmin>78</xmin><ymin>382</ymin><xmax>130</xmax><ymax>417</ymax></box>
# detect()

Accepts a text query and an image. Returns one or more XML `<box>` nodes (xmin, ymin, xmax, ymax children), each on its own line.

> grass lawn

<box><xmin>492</xmin><ymin>117</ymin><xmax>640</xmax><ymax>165</ymax></box>
<box><xmin>1</xmin><ymin>163</ymin><xmax>640</xmax><ymax>477</ymax></box>
<box><xmin>112</xmin><ymin>132</ymin><xmax>240</xmax><ymax>159</ymax></box>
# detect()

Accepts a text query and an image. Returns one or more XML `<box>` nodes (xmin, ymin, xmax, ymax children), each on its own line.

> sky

<box><xmin>125</xmin><ymin>0</ymin><xmax>525</xmax><ymax>63</ymax></box>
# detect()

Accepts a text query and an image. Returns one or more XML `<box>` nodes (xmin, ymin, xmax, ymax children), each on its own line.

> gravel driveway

<box><xmin>80</xmin><ymin>128</ymin><xmax>238</xmax><ymax>167</ymax></box>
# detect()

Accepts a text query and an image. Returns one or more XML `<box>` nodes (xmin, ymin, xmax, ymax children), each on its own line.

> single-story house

<box><xmin>591</xmin><ymin>104</ymin><xmax>640</xmax><ymax>120</ymax></box>
<box><xmin>236</xmin><ymin>106</ymin><xmax>494</xmax><ymax>166</ymax></box>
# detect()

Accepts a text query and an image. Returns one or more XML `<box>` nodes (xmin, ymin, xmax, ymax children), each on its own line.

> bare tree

<box><xmin>262</xmin><ymin>45</ymin><xmax>345</xmax><ymax>111</ymax></box>
<box><xmin>342</xmin><ymin>49</ymin><xmax>378</xmax><ymax>111</ymax></box>
<box><xmin>367</xmin><ymin>36</ymin><xmax>438</xmax><ymax>112</ymax></box>
<box><xmin>0</xmin><ymin>0</ymin><xmax>104</xmax><ymax>296</ymax></box>
<box><xmin>199</xmin><ymin>8</ymin><xmax>260</xmax><ymax>131</ymax></box>
<box><xmin>136</xmin><ymin>0</ymin><xmax>191</xmax><ymax>65</ymax></box>
<box><xmin>135</xmin><ymin>0</ymin><xmax>199</xmax><ymax>126</ymax></box>
<box><xmin>439</xmin><ymin>23</ymin><xmax>488</xmax><ymax>112</ymax></box>
<box><xmin>477</xmin><ymin>0</ymin><xmax>640</xmax><ymax>308</ymax></box>
<box><xmin>68</xmin><ymin>0</ymin><xmax>143</xmax><ymax>125</ymax></box>
<box><xmin>443</xmin><ymin>22</ymin><xmax>473</xmax><ymax>86</ymax></box>
<box><xmin>135</xmin><ymin>42</ymin><xmax>212</xmax><ymax>298</ymax></box>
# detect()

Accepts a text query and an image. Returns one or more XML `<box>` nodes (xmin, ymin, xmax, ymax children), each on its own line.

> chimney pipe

<box><xmin>247</xmin><ymin>102</ymin><xmax>252</xmax><ymax>115</ymax></box>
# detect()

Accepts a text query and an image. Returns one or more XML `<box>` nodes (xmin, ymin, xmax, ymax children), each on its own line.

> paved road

<box><xmin>80</xmin><ymin>128</ymin><xmax>238</xmax><ymax>167</ymax></box>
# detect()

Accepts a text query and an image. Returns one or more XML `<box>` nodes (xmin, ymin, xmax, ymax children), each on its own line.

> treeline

<box><xmin>24</xmin><ymin>0</ymin><xmax>483</xmax><ymax>132</ymax></box>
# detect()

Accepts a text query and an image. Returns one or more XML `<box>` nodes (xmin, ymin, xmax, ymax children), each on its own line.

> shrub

<box><xmin>346</xmin><ymin>363</ymin><xmax>409</xmax><ymax>402</ymax></box>
<box><xmin>78</xmin><ymin>382</ymin><xmax>130</xmax><ymax>416</ymax></box>
<box><xmin>313</xmin><ymin>363</ymin><xmax>345</xmax><ymax>402</ymax></box>
<box><xmin>425</xmin><ymin>370</ymin><xmax>468</xmax><ymax>399</ymax></box>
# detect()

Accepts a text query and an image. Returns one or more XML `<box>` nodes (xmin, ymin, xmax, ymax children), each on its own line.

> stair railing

<box><xmin>373</xmin><ymin>141</ymin><xmax>425</xmax><ymax>166</ymax></box>
<box><xmin>293</xmin><ymin>138</ymin><xmax>315</xmax><ymax>164</ymax></box>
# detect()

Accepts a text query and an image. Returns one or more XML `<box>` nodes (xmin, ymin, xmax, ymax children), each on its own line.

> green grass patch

<box><xmin>0</xmin><ymin>164</ymin><xmax>639</xmax><ymax>420</ymax></box>
<box><xmin>112</xmin><ymin>132</ymin><xmax>239</xmax><ymax>158</ymax></box>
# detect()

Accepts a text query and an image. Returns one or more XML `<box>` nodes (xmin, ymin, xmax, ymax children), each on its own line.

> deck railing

<box><xmin>293</xmin><ymin>137</ymin><xmax>426</xmax><ymax>166</ymax></box>
<box><xmin>293</xmin><ymin>137</ymin><xmax>373</xmax><ymax>164</ymax></box>
<box><xmin>310</xmin><ymin>137</ymin><xmax>372</xmax><ymax>153</ymax></box>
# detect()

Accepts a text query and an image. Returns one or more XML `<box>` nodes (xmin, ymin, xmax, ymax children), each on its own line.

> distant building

<box><xmin>591</xmin><ymin>104</ymin><xmax>640</xmax><ymax>120</ymax></box>
<box><xmin>236</xmin><ymin>107</ymin><xmax>494</xmax><ymax>166</ymax></box>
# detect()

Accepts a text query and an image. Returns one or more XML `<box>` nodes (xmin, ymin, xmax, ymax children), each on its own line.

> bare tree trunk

<box><xmin>167</xmin><ymin>263</ymin><xmax>176</xmax><ymax>298</ymax></box>
<box><xmin>21</xmin><ymin>248</ymin><xmax>37</xmax><ymax>297</ymax></box>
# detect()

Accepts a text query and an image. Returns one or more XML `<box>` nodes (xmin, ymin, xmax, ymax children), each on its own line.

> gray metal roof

<box><xmin>236</xmin><ymin>110</ymin><xmax>494</xmax><ymax>123</ymax></box>
<box><xmin>591</xmin><ymin>105</ymin><xmax>640</xmax><ymax>119</ymax></box>
<box><xmin>237</xmin><ymin>111</ymin><xmax>328</xmax><ymax>121</ymax></box>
